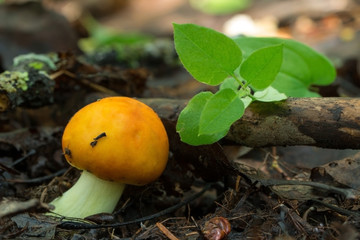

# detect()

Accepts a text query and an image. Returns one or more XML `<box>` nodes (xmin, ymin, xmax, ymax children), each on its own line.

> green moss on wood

<box><xmin>0</xmin><ymin>71</ymin><xmax>29</xmax><ymax>92</ymax></box>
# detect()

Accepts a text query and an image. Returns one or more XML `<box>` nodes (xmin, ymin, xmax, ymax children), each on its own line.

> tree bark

<box><xmin>142</xmin><ymin>97</ymin><xmax>360</xmax><ymax>149</ymax></box>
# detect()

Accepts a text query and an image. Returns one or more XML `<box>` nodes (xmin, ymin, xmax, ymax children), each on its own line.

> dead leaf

<box><xmin>11</xmin><ymin>213</ymin><xmax>56</xmax><ymax>240</ymax></box>
<box><xmin>311</xmin><ymin>152</ymin><xmax>360</xmax><ymax>190</ymax></box>
<box><xmin>270</xmin><ymin>184</ymin><xmax>317</xmax><ymax>201</ymax></box>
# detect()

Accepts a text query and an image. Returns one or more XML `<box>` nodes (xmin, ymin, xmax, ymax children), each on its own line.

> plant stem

<box><xmin>230</xmin><ymin>73</ymin><xmax>254</xmax><ymax>100</ymax></box>
<box><xmin>230</xmin><ymin>73</ymin><xmax>245</xmax><ymax>88</ymax></box>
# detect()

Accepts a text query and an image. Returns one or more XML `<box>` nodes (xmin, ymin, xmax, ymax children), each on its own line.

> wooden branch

<box><xmin>142</xmin><ymin>97</ymin><xmax>360</xmax><ymax>149</ymax></box>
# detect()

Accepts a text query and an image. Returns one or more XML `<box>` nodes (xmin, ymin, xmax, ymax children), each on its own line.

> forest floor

<box><xmin>0</xmin><ymin>0</ymin><xmax>360</xmax><ymax>239</ymax></box>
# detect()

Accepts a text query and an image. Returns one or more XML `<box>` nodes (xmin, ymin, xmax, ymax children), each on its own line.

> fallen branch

<box><xmin>2</xmin><ymin>74</ymin><xmax>360</xmax><ymax>150</ymax></box>
<box><xmin>142</xmin><ymin>97</ymin><xmax>360</xmax><ymax>149</ymax></box>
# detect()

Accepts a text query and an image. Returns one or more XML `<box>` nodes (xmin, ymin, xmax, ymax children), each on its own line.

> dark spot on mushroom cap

<box><xmin>90</xmin><ymin>132</ymin><xmax>107</xmax><ymax>147</ymax></box>
<box><xmin>94</xmin><ymin>132</ymin><xmax>107</xmax><ymax>140</ymax></box>
<box><xmin>90</xmin><ymin>140</ymin><xmax>98</xmax><ymax>147</ymax></box>
<box><xmin>64</xmin><ymin>147</ymin><xmax>72</xmax><ymax>158</ymax></box>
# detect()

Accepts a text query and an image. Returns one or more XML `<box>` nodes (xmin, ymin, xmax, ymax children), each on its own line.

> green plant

<box><xmin>78</xmin><ymin>16</ymin><xmax>151</xmax><ymax>53</ymax></box>
<box><xmin>173</xmin><ymin>23</ymin><xmax>336</xmax><ymax>146</ymax></box>
<box><xmin>189</xmin><ymin>0</ymin><xmax>251</xmax><ymax>15</ymax></box>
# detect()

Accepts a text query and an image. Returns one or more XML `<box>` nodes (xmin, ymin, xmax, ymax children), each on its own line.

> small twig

<box><xmin>7</xmin><ymin>169</ymin><xmax>66</xmax><ymax>184</ymax></box>
<box><xmin>0</xmin><ymin>162</ymin><xmax>20</xmax><ymax>175</ymax></box>
<box><xmin>10</xmin><ymin>149</ymin><xmax>36</xmax><ymax>167</ymax></box>
<box><xmin>259</xmin><ymin>193</ymin><xmax>314</xmax><ymax>235</ymax></box>
<box><xmin>78</xmin><ymin>78</ymin><xmax>118</xmax><ymax>96</ymax></box>
<box><xmin>52</xmin><ymin>70</ymin><xmax>118</xmax><ymax>95</ymax></box>
<box><xmin>232</xmin><ymin>181</ymin><xmax>257</xmax><ymax>212</ymax></box>
<box><xmin>260</xmin><ymin>179</ymin><xmax>356</xmax><ymax>199</ymax></box>
<box><xmin>55</xmin><ymin>183</ymin><xmax>213</xmax><ymax>229</ymax></box>
<box><xmin>156</xmin><ymin>222</ymin><xmax>179</xmax><ymax>240</ymax></box>
<box><xmin>279</xmin><ymin>203</ymin><xmax>310</xmax><ymax>235</ymax></box>
<box><xmin>190</xmin><ymin>216</ymin><xmax>204</xmax><ymax>239</ymax></box>
<box><xmin>302</xmin><ymin>206</ymin><xmax>316</xmax><ymax>222</ymax></box>
<box><xmin>0</xmin><ymin>149</ymin><xmax>37</xmax><ymax>176</ymax></box>
<box><xmin>0</xmin><ymin>199</ymin><xmax>39</xmax><ymax>218</ymax></box>
<box><xmin>39</xmin><ymin>186</ymin><xmax>54</xmax><ymax>210</ymax></box>
<box><xmin>227</xmin><ymin>175</ymin><xmax>241</xmax><ymax>205</ymax></box>
<box><xmin>311</xmin><ymin>199</ymin><xmax>360</xmax><ymax>218</ymax></box>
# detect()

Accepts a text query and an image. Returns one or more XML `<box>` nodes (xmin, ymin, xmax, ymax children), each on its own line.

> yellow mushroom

<box><xmin>50</xmin><ymin>97</ymin><xmax>169</xmax><ymax>218</ymax></box>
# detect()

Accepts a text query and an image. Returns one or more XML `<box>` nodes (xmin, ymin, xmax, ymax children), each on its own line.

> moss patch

<box><xmin>0</xmin><ymin>71</ymin><xmax>29</xmax><ymax>92</ymax></box>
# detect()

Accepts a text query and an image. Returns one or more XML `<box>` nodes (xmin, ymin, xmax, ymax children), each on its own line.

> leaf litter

<box><xmin>0</xmin><ymin>1</ymin><xmax>360</xmax><ymax>239</ymax></box>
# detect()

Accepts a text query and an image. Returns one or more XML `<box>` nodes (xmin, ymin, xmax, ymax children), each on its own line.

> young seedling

<box><xmin>50</xmin><ymin>97</ymin><xmax>169</xmax><ymax>218</ymax></box>
<box><xmin>173</xmin><ymin>23</ymin><xmax>336</xmax><ymax>146</ymax></box>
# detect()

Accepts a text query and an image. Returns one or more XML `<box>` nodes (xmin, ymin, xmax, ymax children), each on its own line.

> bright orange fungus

<box><xmin>62</xmin><ymin>97</ymin><xmax>169</xmax><ymax>185</ymax></box>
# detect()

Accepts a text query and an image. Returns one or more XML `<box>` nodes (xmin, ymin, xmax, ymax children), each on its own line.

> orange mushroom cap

<box><xmin>62</xmin><ymin>97</ymin><xmax>169</xmax><ymax>185</ymax></box>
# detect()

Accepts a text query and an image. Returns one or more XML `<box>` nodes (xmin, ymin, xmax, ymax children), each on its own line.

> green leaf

<box><xmin>271</xmin><ymin>73</ymin><xmax>320</xmax><ymax>97</ymax></box>
<box><xmin>199</xmin><ymin>88</ymin><xmax>244</xmax><ymax>136</ymax></box>
<box><xmin>253</xmin><ymin>86</ymin><xmax>288</xmax><ymax>102</ymax></box>
<box><xmin>220</xmin><ymin>77</ymin><xmax>240</xmax><ymax>91</ymax></box>
<box><xmin>176</xmin><ymin>92</ymin><xmax>225</xmax><ymax>146</ymax></box>
<box><xmin>220</xmin><ymin>78</ymin><xmax>253</xmax><ymax>107</ymax></box>
<box><xmin>233</xmin><ymin>37</ymin><xmax>336</xmax><ymax>96</ymax></box>
<box><xmin>189</xmin><ymin>0</ymin><xmax>251</xmax><ymax>15</ymax></box>
<box><xmin>173</xmin><ymin>23</ymin><xmax>242</xmax><ymax>85</ymax></box>
<box><xmin>79</xmin><ymin>15</ymin><xmax>151</xmax><ymax>53</ymax></box>
<box><xmin>240</xmin><ymin>96</ymin><xmax>253</xmax><ymax>108</ymax></box>
<box><xmin>240</xmin><ymin>44</ymin><xmax>283</xmax><ymax>90</ymax></box>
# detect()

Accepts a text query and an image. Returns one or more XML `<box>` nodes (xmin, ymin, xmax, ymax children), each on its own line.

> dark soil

<box><xmin>0</xmin><ymin>1</ymin><xmax>360</xmax><ymax>239</ymax></box>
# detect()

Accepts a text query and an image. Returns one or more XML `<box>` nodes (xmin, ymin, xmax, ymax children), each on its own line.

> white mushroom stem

<box><xmin>50</xmin><ymin>170</ymin><xmax>125</xmax><ymax>219</ymax></box>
